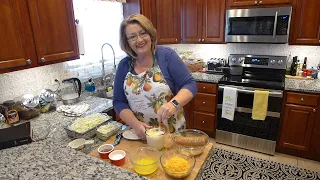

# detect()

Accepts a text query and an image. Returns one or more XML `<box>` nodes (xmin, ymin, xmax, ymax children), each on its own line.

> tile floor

<box><xmin>209</xmin><ymin>138</ymin><xmax>320</xmax><ymax>173</ymax></box>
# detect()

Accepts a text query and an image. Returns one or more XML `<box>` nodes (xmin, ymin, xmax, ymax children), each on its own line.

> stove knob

<box><xmin>270</xmin><ymin>60</ymin><xmax>276</xmax><ymax>64</ymax></box>
<box><xmin>238</xmin><ymin>57</ymin><xmax>244</xmax><ymax>63</ymax></box>
<box><xmin>231</xmin><ymin>57</ymin><xmax>237</xmax><ymax>62</ymax></box>
<box><xmin>278</xmin><ymin>59</ymin><xmax>283</xmax><ymax>65</ymax></box>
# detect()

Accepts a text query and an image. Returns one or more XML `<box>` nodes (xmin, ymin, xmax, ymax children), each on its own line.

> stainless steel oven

<box><xmin>225</xmin><ymin>7</ymin><xmax>292</xmax><ymax>43</ymax></box>
<box><xmin>216</xmin><ymin>85</ymin><xmax>283</xmax><ymax>155</ymax></box>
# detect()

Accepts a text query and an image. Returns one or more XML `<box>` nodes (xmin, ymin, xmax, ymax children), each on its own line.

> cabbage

<box><xmin>69</xmin><ymin>113</ymin><xmax>108</xmax><ymax>133</ymax></box>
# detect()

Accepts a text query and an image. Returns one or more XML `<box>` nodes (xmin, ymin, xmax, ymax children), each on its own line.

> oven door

<box><xmin>225</xmin><ymin>7</ymin><xmax>292</xmax><ymax>43</ymax></box>
<box><xmin>217</xmin><ymin>85</ymin><xmax>283</xmax><ymax>141</ymax></box>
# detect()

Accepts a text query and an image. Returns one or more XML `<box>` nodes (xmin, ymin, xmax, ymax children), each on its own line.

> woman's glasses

<box><xmin>127</xmin><ymin>31</ymin><xmax>149</xmax><ymax>42</ymax></box>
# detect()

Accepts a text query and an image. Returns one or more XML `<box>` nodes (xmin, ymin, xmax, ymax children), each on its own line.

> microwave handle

<box><xmin>273</xmin><ymin>11</ymin><xmax>278</xmax><ymax>39</ymax></box>
<box><xmin>218</xmin><ymin>85</ymin><xmax>283</xmax><ymax>98</ymax></box>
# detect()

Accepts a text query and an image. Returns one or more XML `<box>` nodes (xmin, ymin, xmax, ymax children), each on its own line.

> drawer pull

<box><xmin>301</xmin><ymin>98</ymin><xmax>304</xmax><ymax>102</ymax></box>
<box><xmin>313</xmin><ymin>109</ymin><xmax>316</xmax><ymax>112</ymax></box>
<box><xmin>202</xmin><ymin>121</ymin><xmax>205</xmax><ymax>124</ymax></box>
<box><xmin>203</xmin><ymin>87</ymin><xmax>206</xmax><ymax>90</ymax></box>
<box><xmin>203</xmin><ymin>102</ymin><xmax>206</xmax><ymax>104</ymax></box>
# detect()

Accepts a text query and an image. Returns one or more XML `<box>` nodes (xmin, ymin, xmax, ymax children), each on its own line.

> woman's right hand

<box><xmin>132</xmin><ymin>121</ymin><xmax>152</xmax><ymax>139</ymax></box>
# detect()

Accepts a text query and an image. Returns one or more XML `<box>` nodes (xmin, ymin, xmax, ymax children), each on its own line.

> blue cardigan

<box><xmin>113</xmin><ymin>46</ymin><xmax>197</xmax><ymax>115</ymax></box>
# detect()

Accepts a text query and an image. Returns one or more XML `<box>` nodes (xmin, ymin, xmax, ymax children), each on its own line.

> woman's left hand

<box><xmin>157</xmin><ymin>102</ymin><xmax>177</xmax><ymax>123</ymax></box>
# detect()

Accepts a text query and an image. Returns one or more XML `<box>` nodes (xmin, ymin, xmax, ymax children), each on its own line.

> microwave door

<box><xmin>225</xmin><ymin>7</ymin><xmax>292</xmax><ymax>43</ymax></box>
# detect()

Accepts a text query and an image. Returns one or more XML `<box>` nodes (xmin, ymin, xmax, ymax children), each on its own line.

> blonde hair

<box><xmin>119</xmin><ymin>14</ymin><xmax>157</xmax><ymax>58</ymax></box>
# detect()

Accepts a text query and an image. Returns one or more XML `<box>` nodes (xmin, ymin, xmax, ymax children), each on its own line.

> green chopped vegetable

<box><xmin>69</xmin><ymin>113</ymin><xmax>108</xmax><ymax>133</ymax></box>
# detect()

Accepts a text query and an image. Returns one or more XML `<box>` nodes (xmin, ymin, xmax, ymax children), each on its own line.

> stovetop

<box><xmin>219</xmin><ymin>75</ymin><xmax>285</xmax><ymax>90</ymax></box>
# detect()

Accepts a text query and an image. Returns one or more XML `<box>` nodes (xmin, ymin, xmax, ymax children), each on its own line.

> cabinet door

<box><xmin>0</xmin><ymin>0</ymin><xmax>37</xmax><ymax>72</ymax></box>
<box><xmin>228</xmin><ymin>0</ymin><xmax>291</xmax><ymax>7</ymax></box>
<box><xmin>28</xmin><ymin>0</ymin><xmax>79</xmax><ymax>64</ymax></box>
<box><xmin>290</xmin><ymin>0</ymin><xmax>320</xmax><ymax>45</ymax></box>
<box><xmin>311</xmin><ymin>110</ymin><xmax>320</xmax><ymax>154</ymax></box>
<box><xmin>202</xmin><ymin>0</ymin><xmax>226</xmax><ymax>43</ymax></box>
<box><xmin>181</xmin><ymin>0</ymin><xmax>202</xmax><ymax>43</ymax></box>
<box><xmin>279</xmin><ymin>104</ymin><xmax>317</xmax><ymax>151</ymax></box>
<box><xmin>153</xmin><ymin>0</ymin><xmax>181</xmax><ymax>44</ymax></box>
<box><xmin>183</xmin><ymin>101</ymin><xmax>192</xmax><ymax>129</ymax></box>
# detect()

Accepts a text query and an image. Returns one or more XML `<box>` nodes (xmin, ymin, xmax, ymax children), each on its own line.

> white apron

<box><xmin>123</xmin><ymin>56</ymin><xmax>185</xmax><ymax>133</ymax></box>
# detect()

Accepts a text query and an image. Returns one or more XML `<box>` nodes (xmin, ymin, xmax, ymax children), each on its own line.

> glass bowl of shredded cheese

<box><xmin>160</xmin><ymin>150</ymin><xmax>195</xmax><ymax>178</ymax></box>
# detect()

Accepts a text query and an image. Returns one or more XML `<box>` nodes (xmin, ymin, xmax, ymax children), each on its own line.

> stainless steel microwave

<box><xmin>225</xmin><ymin>7</ymin><xmax>292</xmax><ymax>43</ymax></box>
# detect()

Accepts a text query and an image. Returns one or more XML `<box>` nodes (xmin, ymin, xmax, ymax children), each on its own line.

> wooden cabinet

<box><xmin>0</xmin><ymin>0</ymin><xmax>37</xmax><ymax>72</ymax></box>
<box><xmin>227</xmin><ymin>0</ymin><xmax>292</xmax><ymax>7</ymax></box>
<box><xmin>0</xmin><ymin>0</ymin><xmax>79</xmax><ymax>74</ymax></box>
<box><xmin>181</xmin><ymin>0</ymin><xmax>225</xmax><ymax>43</ymax></box>
<box><xmin>290</xmin><ymin>0</ymin><xmax>320</xmax><ymax>45</ymax></box>
<box><xmin>279</xmin><ymin>104</ymin><xmax>317</xmax><ymax>151</ymax></box>
<box><xmin>28</xmin><ymin>0</ymin><xmax>79</xmax><ymax>64</ymax></box>
<box><xmin>187</xmin><ymin>82</ymin><xmax>218</xmax><ymax>137</ymax></box>
<box><xmin>123</xmin><ymin>0</ymin><xmax>181</xmax><ymax>44</ymax></box>
<box><xmin>278</xmin><ymin>91</ymin><xmax>320</xmax><ymax>161</ymax></box>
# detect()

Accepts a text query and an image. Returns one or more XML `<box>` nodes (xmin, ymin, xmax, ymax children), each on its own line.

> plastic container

<box><xmin>146</xmin><ymin>128</ymin><xmax>165</xmax><ymax>150</ymax></box>
<box><xmin>130</xmin><ymin>147</ymin><xmax>160</xmax><ymax>175</ymax></box>
<box><xmin>96</xmin><ymin>121</ymin><xmax>123</xmax><ymax>141</ymax></box>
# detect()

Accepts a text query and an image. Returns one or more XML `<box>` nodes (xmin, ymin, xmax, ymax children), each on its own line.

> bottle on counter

<box><xmin>285</xmin><ymin>53</ymin><xmax>292</xmax><ymax>75</ymax></box>
<box><xmin>2</xmin><ymin>100</ymin><xmax>20</xmax><ymax>124</ymax></box>
<box><xmin>290</xmin><ymin>56</ymin><xmax>298</xmax><ymax>76</ymax></box>
<box><xmin>296</xmin><ymin>60</ymin><xmax>301</xmax><ymax>76</ymax></box>
<box><xmin>302</xmin><ymin>57</ymin><xmax>307</xmax><ymax>70</ymax></box>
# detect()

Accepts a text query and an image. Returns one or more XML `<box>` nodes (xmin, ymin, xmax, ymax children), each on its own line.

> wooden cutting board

<box><xmin>285</xmin><ymin>75</ymin><xmax>314</xmax><ymax>80</ymax></box>
<box><xmin>88</xmin><ymin>134</ymin><xmax>213</xmax><ymax>180</ymax></box>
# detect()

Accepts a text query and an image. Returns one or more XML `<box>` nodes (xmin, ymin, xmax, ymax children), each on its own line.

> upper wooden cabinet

<box><xmin>181</xmin><ymin>0</ymin><xmax>225</xmax><ymax>43</ymax></box>
<box><xmin>290</xmin><ymin>0</ymin><xmax>320</xmax><ymax>45</ymax></box>
<box><xmin>28</xmin><ymin>0</ymin><xmax>79</xmax><ymax>64</ymax></box>
<box><xmin>0</xmin><ymin>0</ymin><xmax>37</xmax><ymax>72</ymax></box>
<box><xmin>123</xmin><ymin>0</ymin><xmax>181</xmax><ymax>44</ymax></box>
<box><xmin>0</xmin><ymin>0</ymin><xmax>79</xmax><ymax>74</ymax></box>
<box><xmin>227</xmin><ymin>0</ymin><xmax>292</xmax><ymax>7</ymax></box>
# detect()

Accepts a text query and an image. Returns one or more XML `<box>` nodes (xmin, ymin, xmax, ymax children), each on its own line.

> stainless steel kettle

<box><xmin>60</xmin><ymin>78</ymin><xmax>82</xmax><ymax>105</ymax></box>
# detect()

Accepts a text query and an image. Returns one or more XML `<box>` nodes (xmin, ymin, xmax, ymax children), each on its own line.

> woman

<box><xmin>113</xmin><ymin>14</ymin><xmax>197</xmax><ymax>138</ymax></box>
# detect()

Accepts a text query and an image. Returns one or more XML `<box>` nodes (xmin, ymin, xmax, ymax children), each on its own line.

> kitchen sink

<box><xmin>91</xmin><ymin>91</ymin><xmax>113</xmax><ymax>100</ymax></box>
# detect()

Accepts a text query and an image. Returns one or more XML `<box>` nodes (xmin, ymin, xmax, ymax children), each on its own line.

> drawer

<box><xmin>197</xmin><ymin>82</ymin><xmax>217</xmax><ymax>94</ymax></box>
<box><xmin>193</xmin><ymin>93</ymin><xmax>216</xmax><ymax>113</ymax></box>
<box><xmin>193</xmin><ymin>111</ymin><xmax>215</xmax><ymax>132</ymax></box>
<box><xmin>287</xmin><ymin>92</ymin><xmax>319</xmax><ymax>107</ymax></box>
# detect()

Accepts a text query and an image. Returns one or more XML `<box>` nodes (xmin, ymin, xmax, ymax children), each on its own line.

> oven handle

<box><xmin>218</xmin><ymin>85</ymin><xmax>283</xmax><ymax>98</ymax></box>
<box><xmin>217</xmin><ymin>104</ymin><xmax>281</xmax><ymax>118</ymax></box>
<box><xmin>273</xmin><ymin>11</ymin><xmax>278</xmax><ymax>39</ymax></box>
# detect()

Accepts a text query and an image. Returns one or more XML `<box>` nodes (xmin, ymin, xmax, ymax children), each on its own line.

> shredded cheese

<box><xmin>164</xmin><ymin>156</ymin><xmax>190</xmax><ymax>172</ymax></box>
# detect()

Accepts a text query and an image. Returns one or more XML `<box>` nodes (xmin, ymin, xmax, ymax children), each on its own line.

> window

<box><xmin>66</xmin><ymin>0</ymin><xmax>126</xmax><ymax>79</ymax></box>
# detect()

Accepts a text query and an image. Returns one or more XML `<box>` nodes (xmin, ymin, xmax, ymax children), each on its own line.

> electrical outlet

<box><xmin>50</xmin><ymin>72</ymin><xmax>61</xmax><ymax>85</ymax></box>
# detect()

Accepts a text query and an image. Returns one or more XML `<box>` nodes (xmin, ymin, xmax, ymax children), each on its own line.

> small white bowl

<box><xmin>68</xmin><ymin>138</ymin><xmax>86</xmax><ymax>150</ymax></box>
<box><xmin>109</xmin><ymin>150</ymin><xmax>126</xmax><ymax>166</ymax></box>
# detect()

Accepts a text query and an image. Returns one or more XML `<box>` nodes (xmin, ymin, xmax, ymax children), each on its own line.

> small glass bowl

<box><xmin>129</xmin><ymin>147</ymin><xmax>160</xmax><ymax>175</ymax></box>
<box><xmin>160</xmin><ymin>150</ymin><xmax>195</xmax><ymax>178</ymax></box>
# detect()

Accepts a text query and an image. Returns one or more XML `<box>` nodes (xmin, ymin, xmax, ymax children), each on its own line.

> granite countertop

<box><xmin>285</xmin><ymin>78</ymin><xmax>320</xmax><ymax>94</ymax></box>
<box><xmin>0</xmin><ymin>95</ymin><xmax>146</xmax><ymax>180</ymax></box>
<box><xmin>192</xmin><ymin>72</ymin><xmax>223</xmax><ymax>83</ymax></box>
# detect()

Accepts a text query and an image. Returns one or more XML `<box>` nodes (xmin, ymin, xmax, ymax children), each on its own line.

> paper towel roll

<box><xmin>76</xmin><ymin>23</ymin><xmax>85</xmax><ymax>55</ymax></box>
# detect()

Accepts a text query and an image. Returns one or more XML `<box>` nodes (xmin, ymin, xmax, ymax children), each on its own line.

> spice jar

<box><xmin>2</xmin><ymin>100</ymin><xmax>20</xmax><ymax>124</ymax></box>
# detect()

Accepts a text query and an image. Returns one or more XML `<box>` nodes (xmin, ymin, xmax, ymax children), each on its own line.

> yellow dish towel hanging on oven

<box><xmin>252</xmin><ymin>90</ymin><xmax>269</xmax><ymax>120</ymax></box>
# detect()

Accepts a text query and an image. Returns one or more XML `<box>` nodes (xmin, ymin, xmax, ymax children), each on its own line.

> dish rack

<box><xmin>96</xmin><ymin>121</ymin><xmax>123</xmax><ymax>141</ymax></box>
<box><xmin>64</xmin><ymin>113</ymin><xmax>112</xmax><ymax>139</ymax></box>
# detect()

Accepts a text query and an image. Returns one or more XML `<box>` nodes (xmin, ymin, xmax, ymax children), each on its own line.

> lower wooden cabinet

<box><xmin>278</xmin><ymin>91</ymin><xmax>320</xmax><ymax>161</ymax></box>
<box><xmin>279</xmin><ymin>104</ymin><xmax>317</xmax><ymax>151</ymax></box>
<box><xmin>185</xmin><ymin>82</ymin><xmax>217</xmax><ymax>137</ymax></box>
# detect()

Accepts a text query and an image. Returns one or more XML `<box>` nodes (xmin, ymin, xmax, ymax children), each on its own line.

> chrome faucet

<box><xmin>101</xmin><ymin>43</ymin><xmax>116</xmax><ymax>87</ymax></box>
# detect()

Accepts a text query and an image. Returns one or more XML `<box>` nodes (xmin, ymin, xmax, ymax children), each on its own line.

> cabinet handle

<box><xmin>198</xmin><ymin>39</ymin><xmax>201</xmax><ymax>42</ymax></box>
<box><xmin>301</xmin><ymin>98</ymin><xmax>304</xmax><ymax>102</ymax></box>
<box><xmin>259</xmin><ymin>1</ymin><xmax>263</xmax><ymax>4</ymax></box>
<box><xmin>26</xmin><ymin>59</ymin><xmax>32</xmax><ymax>65</ymax></box>
<box><xmin>313</xmin><ymin>109</ymin><xmax>316</xmax><ymax>112</ymax></box>
<box><xmin>254</xmin><ymin>1</ymin><xmax>258</xmax><ymax>4</ymax></box>
<box><xmin>318</xmin><ymin>40</ymin><xmax>320</xmax><ymax>44</ymax></box>
<box><xmin>203</xmin><ymin>102</ymin><xmax>206</xmax><ymax>104</ymax></box>
<box><xmin>41</xmin><ymin>57</ymin><xmax>46</xmax><ymax>62</ymax></box>
<box><xmin>202</xmin><ymin>39</ymin><xmax>205</xmax><ymax>42</ymax></box>
<box><xmin>203</xmin><ymin>87</ymin><xmax>206</xmax><ymax>90</ymax></box>
<box><xmin>202</xmin><ymin>121</ymin><xmax>205</xmax><ymax>124</ymax></box>
<box><xmin>175</xmin><ymin>39</ymin><xmax>178</xmax><ymax>42</ymax></box>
